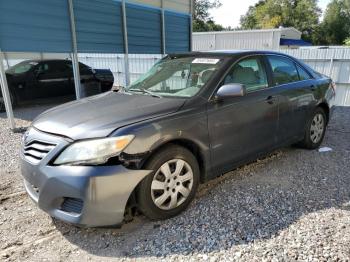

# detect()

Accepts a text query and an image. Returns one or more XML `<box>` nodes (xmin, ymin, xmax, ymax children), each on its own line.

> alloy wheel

<box><xmin>310</xmin><ymin>113</ymin><xmax>325</xmax><ymax>144</ymax></box>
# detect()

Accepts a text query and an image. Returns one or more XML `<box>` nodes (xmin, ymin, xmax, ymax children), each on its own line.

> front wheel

<box><xmin>137</xmin><ymin>145</ymin><xmax>200</xmax><ymax>220</ymax></box>
<box><xmin>299</xmin><ymin>107</ymin><xmax>327</xmax><ymax>149</ymax></box>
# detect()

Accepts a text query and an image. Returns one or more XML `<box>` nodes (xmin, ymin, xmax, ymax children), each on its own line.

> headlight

<box><xmin>54</xmin><ymin>135</ymin><xmax>134</xmax><ymax>166</ymax></box>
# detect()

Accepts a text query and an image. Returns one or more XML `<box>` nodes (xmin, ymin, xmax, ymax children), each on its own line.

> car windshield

<box><xmin>126</xmin><ymin>56</ymin><xmax>223</xmax><ymax>98</ymax></box>
<box><xmin>6</xmin><ymin>61</ymin><xmax>39</xmax><ymax>75</ymax></box>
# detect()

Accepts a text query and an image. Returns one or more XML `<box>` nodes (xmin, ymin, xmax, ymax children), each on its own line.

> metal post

<box><xmin>0</xmin><ymin>50</ymin><xmax>15</xmax><ymax>130</ymax></box>
<box><xmin>190</xmin><ymin>0</ymin><xmax>193</xmax><ymax>51</ymax></box>
<box><xmin>68</xmin><ymin>0</ymin><xmax>81</xmax><ymax>99</ymax></box>
<box><xmin>161</xmin><ymin>0</ymin><xmax>166</xmax><ymax>55</ymax></box>
<box><xmin>3</xmin><ymin>52</ymin><xmax>10</xmax><ymax>69</ymax></box>
<box><xmin>122</xmin><ymin>0</ymin><xmax>130</xmax><ymax>87</ymax></box>
<box><xmin>328</xmin><ymin>57</ymin><xmax>334</xmax><ymax>78</ymax></box>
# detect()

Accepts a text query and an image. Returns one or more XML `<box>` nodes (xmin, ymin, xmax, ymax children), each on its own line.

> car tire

<box><xmin>299</xmin><ymin>107</ymin><xmax>327</xmax><ymax>149</ymax></box>
<box><xmin>137</xmin><ymin>144</ymin><xmax>200</xmax><ymax>220</ymax></box>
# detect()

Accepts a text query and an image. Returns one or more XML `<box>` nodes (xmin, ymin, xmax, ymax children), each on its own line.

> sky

<box><xmin>210</xmin><ymin>0</ymin><xmax>332</xmax><ymax>28</ymax></box>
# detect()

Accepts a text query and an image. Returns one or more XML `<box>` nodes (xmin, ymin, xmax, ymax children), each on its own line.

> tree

<box><xmin>318</xmin><ymin>0</ymin><xmax>350</xmax><ymax>45</ymax></box>
<box><xmin>345</xmin><ymin>37</ymin><xmax>350</xmax><ymax>46</ymax></box>
<box><xmin>193</xmin><ymin>0</ymin><xmax>223</xmax><ymax>32</ymax></box>
<box><xmin>240</xmin><ymin>0</ymin><xmax>321</xmax><ymax>41</ymax></box>
<box><xmin>240</xmin><ymin>4</ymin><xmax>260</xmax><ymax>29</ymax></box>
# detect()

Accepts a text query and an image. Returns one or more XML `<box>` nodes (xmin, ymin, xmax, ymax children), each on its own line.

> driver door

<box><xmin>36</xmin><ymin>61</ymin><xmax>71</xmax><ymax>98</ymax></box>
<box><xmin>207</xmin><ymin>56</ymin><xmax>280</xmax><ymax>174</ymax></box>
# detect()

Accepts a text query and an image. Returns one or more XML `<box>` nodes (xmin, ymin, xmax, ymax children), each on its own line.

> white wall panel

<box><xmin>193</xmin><ymin>31</ymin><xmax>278</xmax><ymax>51</ymax></box>
<box><xmin>3</xmin><ymin>49</ymin><xmax>350</xmax><ymax>106</ymax></box>
<box><xmin>78</xmin><ymin>53</ymin><xmax>162</xmax><ymax>86</ymax></box>
<box><xmin>334</xmin><ymin>84</ymin><xmax>350</xmax><ymax>106</ymax></box>
<box><xmin>193</xmin><ymin>29</ymin><xmax>300</xmax><ymax>51</ymax></box>
<box><xmin>192</xmin><ymin>34</ymin><xmax>216</xmax><ymax>51</ymax></box>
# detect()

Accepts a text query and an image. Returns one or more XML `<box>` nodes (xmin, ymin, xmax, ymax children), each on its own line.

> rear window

<box><xmin>296</xmin><ymin>64</ymin><xmax>312</xmax><ymax>80</ymax></box>
<box><xmin>267</xmin><ymin>56</ymin><xmax>299</xmax><ymax>85</ymax></box>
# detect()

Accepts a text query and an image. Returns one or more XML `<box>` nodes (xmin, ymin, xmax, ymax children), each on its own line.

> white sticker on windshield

<box><xmin>192</xmin><ymin>58</ymin><xmax>220</xmax><ymax>64</ymax></box>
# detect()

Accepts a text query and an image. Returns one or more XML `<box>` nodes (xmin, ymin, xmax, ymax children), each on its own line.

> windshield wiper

<box><xmin>128</xmin><ymin>88</ymin><xmax>162</xmax><ymax>98</ymax></box>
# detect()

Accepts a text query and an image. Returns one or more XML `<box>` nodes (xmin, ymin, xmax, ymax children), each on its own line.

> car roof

<box><xmin>170</xmin><ymin>50</ymin><xmax>291</xmax><ymax>57</ymax></box>
<box><xmin>23</xmin><ymin>59</ymin><xmax>71</xmax><ymax>63</ymax></box>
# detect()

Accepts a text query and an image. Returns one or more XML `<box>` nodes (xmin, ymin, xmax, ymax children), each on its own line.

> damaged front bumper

<box><xmin>20</xmin><ymin>127</ymin><xmax>151</xmax><ymax>227</ymax></box>
<box><xmin>21</xmin><ymin>157</ymin><xmax>151</xmax><ymax>227</ymax></box>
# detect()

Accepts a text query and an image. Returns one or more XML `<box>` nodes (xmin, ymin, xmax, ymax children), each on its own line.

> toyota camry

<box><xmin>21</xmin><ymin>50</ymin><xmax>336</xmax><ymax>227</ymax></box>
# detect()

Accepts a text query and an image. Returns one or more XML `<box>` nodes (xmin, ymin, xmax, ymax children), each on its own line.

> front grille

<box><xmin>23</xmin><ymin>140</ymin><xmax>56</xmax><ymax>164</ymax></box>
<box><xmin>60</xmin><ymin>198</ymin><xmax>84</xmax><ymax>215</ymax></box>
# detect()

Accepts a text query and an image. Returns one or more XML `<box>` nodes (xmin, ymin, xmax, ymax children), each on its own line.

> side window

<box><xmin>65</xmin><ymin>61</ymin><xmax>73</xmax><ymax>70</ymax></box>
<box><xmin>78</xmin><ymin>62</ymin><xmax>91</xmax><ymax>74</ymax></box>
<box><xmin>65</xmin><ymin>61</ymin><xmax>79</xmax><ymax>74</ymax></box>
<box><xmin>48</xmin><ymin>61</ymin><xmax>70</xmax><ymax>73</ymax></box>
<box><xmin>267</xmin><ymin>56</ymin><xmax>299</xmax><ymax>85</ymax></box>
<box><xmin>36</xmin><ymin>63</ymin><xmax>50</xmax><ymax>75</ymax></box>
<box><xmin>223</xmin><ymin>57</ymin><xmax>268</xmax><ymax>93</ymax></box>
<box><xmin>296</xmin><ymin>64</ymin><xmax>312</xmax><ymax>81</ymax></box>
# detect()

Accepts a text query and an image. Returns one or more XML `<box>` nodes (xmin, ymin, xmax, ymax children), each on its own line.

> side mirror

<box><xmin>215</xmin><ymin>83</ymin><xmax>246</xmax><ymax>100</ymax></box>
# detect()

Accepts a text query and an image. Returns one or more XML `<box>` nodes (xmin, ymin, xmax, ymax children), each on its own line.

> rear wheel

<box><xmin>299</xmin><ymin>107</ymin><xmax>327</xmax><ymax>149</ymax></box>
<box><xmin>137</xmin><ymin>145</ymin><xmax>199</xmax><ymax>220</ymax></box>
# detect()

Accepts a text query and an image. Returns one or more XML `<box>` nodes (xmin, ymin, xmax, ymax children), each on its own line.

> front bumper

<box><xmin>20</xmin><ymin>128</ymin><xmax>151</xmax><ymax>227</ymax></box>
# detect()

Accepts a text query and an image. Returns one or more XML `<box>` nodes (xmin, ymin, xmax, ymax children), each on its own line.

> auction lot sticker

<box><xmin>192</xmin><ymin>58</ymin><xmax>220</xmax><ymax>64</ymax></box>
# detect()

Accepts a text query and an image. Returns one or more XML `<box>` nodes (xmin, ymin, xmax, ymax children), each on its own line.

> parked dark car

<box><xmin>20</xmin><ymin>51</ymin><xmax>336</xmax><ymax>227</ymax></box>
<box><xmin>0</xmin><ymin>59</ymin><xmax>114</xmax><ymax>111</ymax></box>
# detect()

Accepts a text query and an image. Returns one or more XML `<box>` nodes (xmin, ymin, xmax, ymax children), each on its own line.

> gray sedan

<box><xmin>20</xmin><ymin>50</ymin><xmax>336</xmax><ymax>227</ymax></box>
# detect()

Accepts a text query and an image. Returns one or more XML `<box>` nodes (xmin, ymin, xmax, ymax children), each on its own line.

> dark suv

<box><xmin>20</xmin><ymin>51</ymin><xmax>336</xmax><ymax>227</ymax></box>
<box><xmin>0</xmin><ymin>59</ymin><xmax>114</xmax><ymax>111</ymax></box>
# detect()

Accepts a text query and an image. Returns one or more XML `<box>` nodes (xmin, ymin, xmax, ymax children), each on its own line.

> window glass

<box><xmin>296</xmin><ymin>64</ymin><xmax>311</xmax><ymax>80</ymax></box>
<box><xmin>223</xmin><ymin>57</ymin><xmax>268</xmax><ymax>92</ymax></box>
<box><xmin>36</xmin><ymin>63</ymin><xmax>49</xmax><ymax>74</ymax></box>
<box><xmin>65</xmin><ymin>61</ymin><xmax>73</xmax><ymax>70</ymax></box>
<box><xmin>73</xmin><ymin>62</ymin><xmax>93</xmax><ymax>74</ymax></box>
<box><xmin>7</xmin><ymin>61</ymin><xmax>38</xmax><ymax>75</ymax></box>
<box><xmin>268</xmin><ymin>56</ymin><xmax>299</xmax><ymax>85</ymax></box>
<box><xmin>127</xmin><ymin>57</ymin><xmax>223</xmax><ymax>98</ymax></box>
<box><xmin>48</xmin><ymin>61</ymin><xmax>70</xmax><ymax>73</ymax></box>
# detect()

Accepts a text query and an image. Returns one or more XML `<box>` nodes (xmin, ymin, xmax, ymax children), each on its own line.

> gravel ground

<box><xmin>0</xmin><ymin>104</ymin><xmax>350</xmax><ymax>261</ymax></box>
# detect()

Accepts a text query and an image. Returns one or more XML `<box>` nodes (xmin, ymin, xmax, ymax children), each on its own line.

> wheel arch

<box><xmin>317</xmin><ymin>101</ymin><xmax>330</xmax><ymax>124</ymax></box>
<box><xmin>142</xmin><ymin>138</ymin><xmax>209</xmax><ymax>184</ymax></box>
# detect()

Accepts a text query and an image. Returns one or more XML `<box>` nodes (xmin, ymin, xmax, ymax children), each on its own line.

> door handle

<box><xmin>266</xmin><ymin>95</ymin><xmax>276</xmax><ymax>104</ymax></box>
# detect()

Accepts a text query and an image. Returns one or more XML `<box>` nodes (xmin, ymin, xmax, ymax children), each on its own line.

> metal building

<box><xmin>0</xmin><ymin>0</ymin><xmax>193</xmax><ymax>129</ymax></box>
<box><xmin>192</xmin><ymin>27</ymin><xmax>310</xmax><ymax>51</ymax></box>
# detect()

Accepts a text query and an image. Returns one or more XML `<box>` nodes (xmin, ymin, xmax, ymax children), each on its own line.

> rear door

<box><xmin>36</xmin><ymin>61</ymin><xmax>71</xmax><ymax>98</ymax></box>
<box><xmin>266</xmin><ymin>55</ymin><xmax>315</xmax><ymax>143</ymax></box>
<box><xmin>63</xmin><ymin>60</ymin><xmax>75</xmax><ymax>94</ymax></box>
<box><xmin>207</xmin><ymin>55</ymin><xmax>280</xmax><ymax>174</ymax></box>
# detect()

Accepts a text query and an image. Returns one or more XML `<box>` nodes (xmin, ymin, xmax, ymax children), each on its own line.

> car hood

<box><xmin>33</xmin><ymin>92</ymin><xmax>186</xmax><ymax>140</ymax></box>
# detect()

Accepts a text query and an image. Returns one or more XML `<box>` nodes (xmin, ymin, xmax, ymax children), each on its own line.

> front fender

<box><xmin>111</xmin><ymin>106</ymin><xmax>212</xmax><ymax>179</ymax></box>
